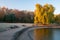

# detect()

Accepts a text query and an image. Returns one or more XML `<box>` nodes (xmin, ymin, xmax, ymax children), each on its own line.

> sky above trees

<box><xmin>0</xmin><ymin>0</ymin><xmax>60</xmax><ymax>14</ymax></box>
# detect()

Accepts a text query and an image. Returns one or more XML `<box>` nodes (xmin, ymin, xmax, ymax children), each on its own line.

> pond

<box><xmin>33</xmin><ymin>28</ymin><xmax>60</xmax><ymax>40</ymax></box>
<box><xmin>52</xmin><ymin>28</ymin><xmax>60</xmax><ymax>40</ymax></box>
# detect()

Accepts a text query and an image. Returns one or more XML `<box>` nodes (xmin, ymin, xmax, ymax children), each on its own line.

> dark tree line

<box><xmin>0</xmin><ymin>7</ymin><xmax>34</xmax><ymax>23</ymax></box>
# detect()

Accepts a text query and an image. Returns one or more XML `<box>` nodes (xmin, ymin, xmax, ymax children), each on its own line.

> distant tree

<box><xmin>3</xmin><ymin>13</ymin><xmax>17</xmax><ymax>23</ymax></box>
<box><xmin>54</xmin><ymin>14</ymin><xmax>60</xmax><ymax>24</ymax></box>
<box><xmin>0</xmin><ymin>8</ymin><xmax>5</xmax><ymax>22</ymax></box>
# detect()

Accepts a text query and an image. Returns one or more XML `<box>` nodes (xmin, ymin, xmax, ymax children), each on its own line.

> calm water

<box><xmin>30</xmin><ymin>28</ymin><xmax>60</xmax><ymax>40</ymax></box>
<box><xmin>52</xmin><ymin>29</ymin><xmax>60</xmax><ymax>40</ymax></box>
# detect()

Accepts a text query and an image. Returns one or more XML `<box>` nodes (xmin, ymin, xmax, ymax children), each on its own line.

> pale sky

<box><xmin>0</xmin><ymin>0</ymin><xmax>60</xmax><ymax>14</ymax></box>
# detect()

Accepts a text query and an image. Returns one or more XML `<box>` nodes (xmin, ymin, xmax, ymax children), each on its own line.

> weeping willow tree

<box><xmin>34</xmin><ymin>4</ymin><xmax>42</xmax><ymax>24</ymax></box>
<box><xmin>34</xmin><ymin>4</ymin><xmax>55</xmax><ymax>25</ymax></box>
<box><xmin>34</xmin><ymin>3</ymin><xmax>55</xmax><ymax>40</ymax></box>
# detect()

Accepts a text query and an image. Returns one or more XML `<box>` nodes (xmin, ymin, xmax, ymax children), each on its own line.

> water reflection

<box><xmin>32</xmin><ymin>28</ymin><xmax>60</xmax><ymax>40</ymax></box>
<box><xmin>52</xmin><ymin>28</ymin><xmax>60</xmax><ymax>40</ymax></box>
<box><xmin>34</xmin><ymin>28</ymin><xmax>53</xmax><ymax>40</ymax></box>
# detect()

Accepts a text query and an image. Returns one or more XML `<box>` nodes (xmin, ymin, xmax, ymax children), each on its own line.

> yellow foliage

<box><xmin>34</xmin><ymin>3</ymin><xmax>55</xmax><ymax>25</ymax></box>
